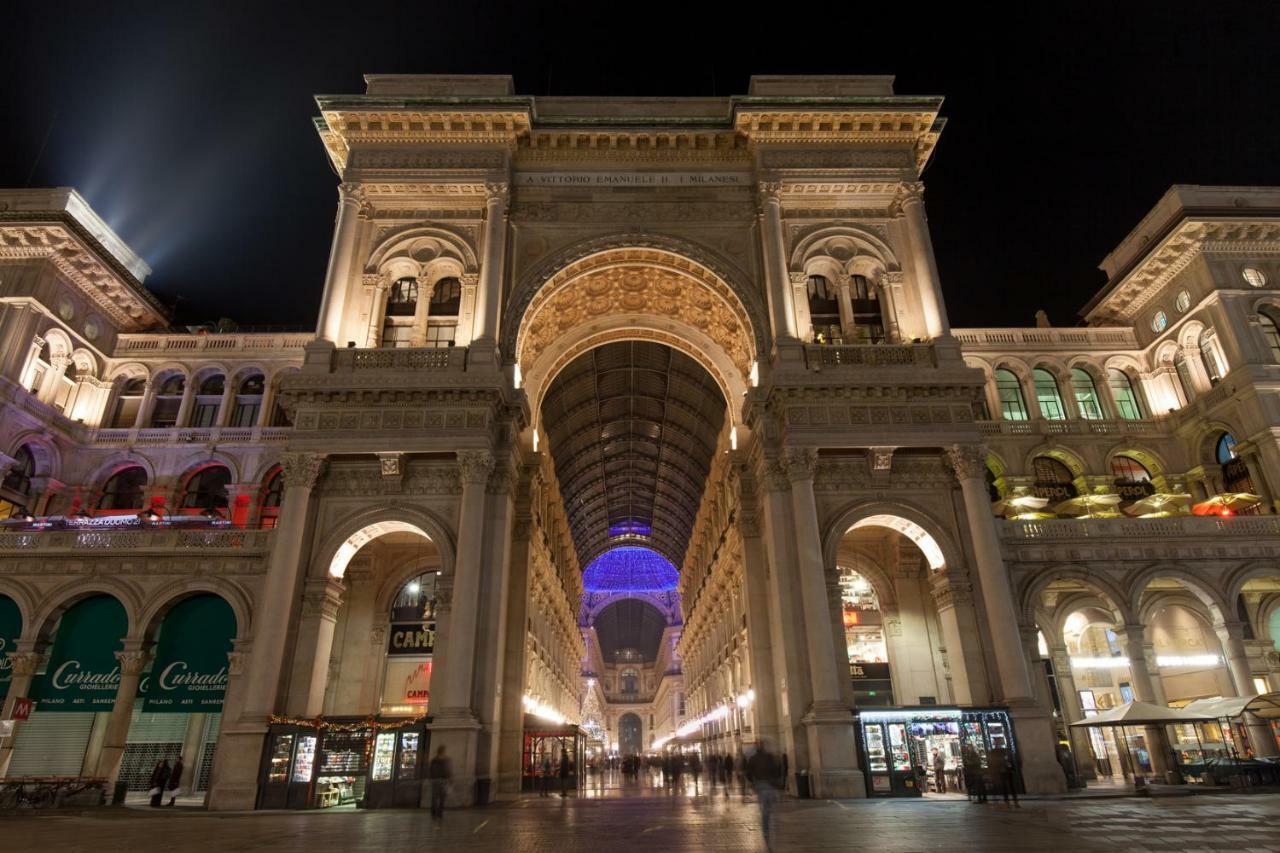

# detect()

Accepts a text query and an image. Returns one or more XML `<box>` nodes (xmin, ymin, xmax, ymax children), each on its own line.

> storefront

<box><xmin>521</xmin><ymin>717</ymin><xmax>584</xmax><ymax>794</ymax></box>
<box><xmin>855</xmin><ymin>707</ymin><xmax>1018</xmax><ymax>798</ymax></box>
<box><xmin>840</xmin><ymin>570</ymin><xmax>894</xmax><ymax>707</ymax></box>
<box><xmin>258</xmin><ymin>716</ymin><xmax>429</xmax><ymax>809</ymax></box>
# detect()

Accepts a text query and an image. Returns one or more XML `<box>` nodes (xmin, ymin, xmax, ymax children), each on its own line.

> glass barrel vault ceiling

<box><xmin>539</xmin><ymin>340</ymin><xmax>726</xmax><ymax>571</ymax></box>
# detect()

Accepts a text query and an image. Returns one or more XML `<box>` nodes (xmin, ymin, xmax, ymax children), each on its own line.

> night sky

<box><xmin>4</xmin><ymin>2</ymin><xmax>1278</xmax><ymax>330</ymax></box>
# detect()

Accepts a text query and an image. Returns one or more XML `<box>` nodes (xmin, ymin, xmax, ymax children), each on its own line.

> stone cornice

<box><xmin>0</xmin><ymin>218</ymin><xmax>168</xmax><ymax>329</ymax></box>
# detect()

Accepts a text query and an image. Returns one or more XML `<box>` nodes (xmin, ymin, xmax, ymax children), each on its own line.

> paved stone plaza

<box><xmin>5</xmin><ymin>794</ymin><xmax>1280</xmax><ymax>853</ymax></box>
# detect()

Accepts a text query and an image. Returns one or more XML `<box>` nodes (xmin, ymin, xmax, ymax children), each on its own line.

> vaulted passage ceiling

<box><xmin>540</xmin><ymin>341</ymin><xmax>726</xmax><ymax>571</ymax></box>
<box><xmin>593</xmin><ymin>598</ymin><xmax>669</xmax><ymax>663</ymax></box>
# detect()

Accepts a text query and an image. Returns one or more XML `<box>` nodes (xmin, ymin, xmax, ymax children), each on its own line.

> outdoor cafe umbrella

<box><xmin>1070</xmin><ymin>702</ymin><xmax>1214</xmax><ymax>788</ymax></box>
<box><xmin>1123</xmin><ymin>492</ymin><xmax>1192</xmax><ymax>517</ymax></box>
<box><xmin>1053</xmin><ymin>490</ymin><xmax>1123</xmax><ymax>518</ymax></box>
<box><xmin>992</xmin><ymin>493</ymin><xmax>1051</xmax><ymax>519</ymax></box>
<box><xmin>1192</xmin><ymin>493</ymin><xmax>1262</xmax><ymax>516</ymax></box>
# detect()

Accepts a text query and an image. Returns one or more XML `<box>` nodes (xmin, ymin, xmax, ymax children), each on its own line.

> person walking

<box><xmin>721</xmin><ymin>753</ymin><xmax>733</xmax><ymax>796</ymax></box>
<box><xmin>931</xmin><ymin>749</ymin><xmax>947</xmax><ymax>794</ymax></box>
<box><xmin>988</xmin><ymin>745</ymin><xmax>1019</xmax><ymax>807</ymax></box>
<box><xmin>558</xmin><ymin>748</ymin><xmax>571</xmax><ymax>798</ymax></box>
<box><xmin>689</xmin><ymin>753</ymin><xmax>702</xmax><ymax>793</ymax></box>
<box><xmin>165</xmin><ymin>757</ymin><xmax>184</xmax><ymax>806</ymax></box>
<box><xmin>746</xmin><ymin>742</ymin><xmax>783</xmax><ymax>853</ymax></box>
<box><xmin>148</xmin><ymin>759</ymin><xmax>171</xmax><ymax>808</ymax></box>
<box><xmin>427</xmin><ymin>745</ymin><xmax>452</xmax><ymax>819</ymax></box>
<box><xmin>962</xmin><ymin>745</ymin><xmax>986</xmax><ymax>803</ymax></box>
<box><xmin>540</xmin><ymin>754</ymin><xmax>552</xmax><ymax>797</ymax></box>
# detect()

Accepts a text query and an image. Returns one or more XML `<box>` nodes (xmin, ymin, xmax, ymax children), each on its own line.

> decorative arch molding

<box><xmin>1052</xmin><ymin>592</ymin><xmax>1127</xmax><ymax>630</ymax></box>
<box><xmin>822</xmin><ymin>498</ymin><xmax>961</xmax><ymax>575</ymax></box>
<box><xmin>524</xmin><ymin>323</ymin><xmax>743</xmax><ymax>428</ymax></box>
<box><xmin>310</xmin><ymin>503</ymin><xmax>456</xmax><ymax>582</ymax></box>
<box><xmin>504</xmin><ymin>233</ymin><xmax>768</xmax><ymax>363</ymax></box>
<box><xmin>365</xmin><ymin>224</ymin><xmax>479</xmax><ymax>276</ymax></box>
<box><xmin>87</xmin><ymin>452</ymin><xmax>157</xmax><ymax>490</ymax></box>
<box><xmin>136</xmin><ymin>578</ymin><xmax>255</xmax><ymax>642</ymax></box>
<box><xmin>1224</xmin><ymin>562</ymin><xmax>1280</xmax><ymax>605</ymax></box>
<box><xmin>105</xmin><ymin>361</ymin><xmax>150</xmax><ymax>384</ymax></box>
<box><xmin>69</xmin><ymin>347</ymin><xmax>99</xmax><ymax>378</ymax></box>
<box><xmin>372</xmin><ymin>552</ymin><xmax>447</xmax><ymax>619</ymax></box>
<box><xmin>833</xmin><ymin>550</ymin><xmax>899</xmax><ymax>611</ymax></box>
<box><xmin>1023</xmin><ymin>444</ymin><xmax>1089</xmax><ymax>480</ymax></box>
<box><xmin>190</xmin><ymin>362</ymin><xmax>233</xmax><ymax>383</ymax></box>
<box><xmin>1103</xmin><ymin>353</ymin><xmax>1149</xmax><ymax>375</ymax></box>
<box><xmin>1126</xmin><ymin>564</ymin><xmax>1230</xmax><ymax>625</ymax></box>
<box><xmin>27</xmin><ymin>579</ymin><xmax>145</xmax><ymax>643</ymax></box>
<box><xmin>1177</xmin><ymin>318</ymin><xmax>1208</xmax><ymax>350</ymax></box>
<box><xmin>0</xmin><ymin>578</ymin><xmax>39</xmax><ymax>636</ymax></box>
<box><xmin>579</xmin><ymin>590</ymin><xmax>682</xmax><ymax>627</ymax></box>
<box><xmin>174</xmin><ymin>451</ymin><xmax>243</xmax><ymax>485</ymax></box>
<box><xmin>148</xmin><ymin>362</ymin><xmax>193</xmax><ymax>382</ymax></box>
<box><xmin>1138</xmin><ymin>589</ymin><xmax>1219</xmax><ymax>631</ymax></box>
<box><xmin>40</xmin><ymin>328</ymin><xmax>74</xmax><ymax>358</ymax></box>
<box><xmin>7</xmin><ymin>430</ymin><xmax>63</xmax><ymax>481</ymax></box>
<box><xmin>788</xmin><ymin>224</ymin><xmax>903</xmax><ymax>274</ymax></box>
<box><xmin>1018</xmin><ymin>566</ymin><xmax>1135</xmax><ymax>627</ymax></box>
<box><xmin>1103</xmin><ymin>443</ymin><xmax>1171</xmax><ymax>477</ymax></box>
<box><xmin>1195</xmin><ymin>420</ymin><xmax>1244</xmax><ymax>468</ymax></box>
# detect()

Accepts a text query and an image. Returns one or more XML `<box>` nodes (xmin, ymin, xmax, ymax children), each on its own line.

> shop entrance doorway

<box><xmin>856</xmin><ymin>708</ymin><xmax>1018</xmax><ymax>798</ymax></box>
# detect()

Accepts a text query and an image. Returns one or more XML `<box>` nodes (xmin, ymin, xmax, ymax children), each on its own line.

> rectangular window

<box><xmin>191</xmin><ymin>402</ymin><xmax>219</xmax><ymax>428</ymax></box>
<box><xmin>151</xmin><ymin>398</ymin><xmax>181</xmax><ymax>428</ymax></box>
<box><xmin>426</xmin><ymin>323</ymin><xmax>457</xmax><ymax>348</ymax></box>
<box><xmin>382</xmin><ymin>324</ymin><xmax>413</xmax><ymax>348</ymax></box>
<box><xmin>231</xmin><ymin>401</ymin><xmax>260</xmax><ymax>428</ymax></box>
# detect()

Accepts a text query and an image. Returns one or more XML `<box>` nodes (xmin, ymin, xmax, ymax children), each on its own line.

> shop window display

<box><xmin>840</xmin><ymin>569</ymin><xmax>893</xmax><ymax>706</ymax></box>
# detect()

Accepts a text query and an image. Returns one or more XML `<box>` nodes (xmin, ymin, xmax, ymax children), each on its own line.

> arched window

<box><xmin>807</xmin><ymin>275</ymin><xmax>840</xmax><ymax>342</ymax></box>
<box><xmin>1199</xmin><ymin>329</ymin><xmax>1225</xmax><ymax>384</ymax></box>
<box><xmin>1110</xmin><ymin>454</ymin><xmax>1152</xmax><ymax>483</ymax></box>
<box><xmin>1107</xmin><ymin>369</ymin><xmax>1144</xmax><ymax>420</ymax></box>
<box><xmin>1216</xmin><ymin>432</ymin><xmax>1238</xmax><ymax>465</ymax></box>
<box><xmin>2</xmin><ymin>445</ymin><xmax>36</xmax><ymax>499</ymax></box>
<box><xmin>850</xmin><ymin>275</ymin><xmax>884</xmax><ymax>344</ymax></box>
<box><xmin>1259</xmin><ymin>310</ymin><xmax>1280</xmax><ymax>362</ymax></box>
<box><xmin>149</xmin><ymin>374</ymin><xmax>185</xmax><ymax>428</ymax></box>
<box><xmin>98</xmin><ymin>466</ymin><xmax>147</xmax><ymax>511</ymax></box>
<box><xmin>995</xmin><ymin>368</ymin><xmax>1029</xmax><ymax>421</ymax></box>
<box><xmin>1070</xmin><ymin>368</ymin><xmax>1104</xmax><ymax>420</ymax></box>
<box><xmin>1033</xmin><ymin>368</ymin><xmax>1066</xmax><ymax>420</ymax></box>
<box><xmin>384</xmin><ymin>571</ymin><xmax>439</xmax><ymax>714</ymax></box>
<box><xmin>839</xmin><ymin>568</ymin><xmax>892</xmax><ymax>706</ymax></box>
<box><xmin>424</xmin><ymin>277</ymin><xmax>462</xmax><ymax>348</ymax></box>
<box><xmin>1032</xmin><ymin>456</ymin><xmax>1078</xmax><ymax>499</ymax></box>
<box><xmin>620</xmin><ymin>668</ymin><xmax>640</xmax><ymax>695</ymax></box>
<box><xmin>258</xmin><ymin>467</ymin><xmax>283</xmax><ymax>529</ymax></box>
<box><xmin>231</xmin><ymin>373</ymin><xmax>264</xmax><ymax>427</ymax></box>
<box><xmin>381</xmin><ymin>279</ymin><xmax>417</xmax><ymax>348</ymax></box>
<box><xmin>1174</xmin><ymin>350</ymin><xmax>1196</xmax><ymax>404</ymax></box>
<box><xmin>178</xmin><ymin>465</ymin><xmax>231</xmax><ymax>512</ymax></box>
<box><xmin>191</xmin><ymin>374</ymin><xmax>225</xmax><ymax>428</ymax></box>
<box><xmin>111</xmin><ymin>377</ymin><xmax>147</xmax><ymax>428</ymax></box>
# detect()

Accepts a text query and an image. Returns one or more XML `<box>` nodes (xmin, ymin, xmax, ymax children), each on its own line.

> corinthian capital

<box><xmin>784</xmin><ymin>447</ymin><xmax>819</xmax><ymax>482</ymax></box>
<box><xmin>756</xmin><ymin>181</ymin><xmax>782</xmax><ymax>210</ymax></box>
<box><xmin>457</xmin><ymin>450</ymin><xmax>495</xmax><ymax>485</ymax></box>
<box><xmin>337</xmin><ymin>182</ymin><xmax>366</xmax><ymax>205</ymax></box>
<box><xmin>895</xmin><ymin>181</ymin><xmax>925</xmax><ymax>208</ymax></box>
<box><xmin>947</xmin><ymin>444</ymin><xmax>988</xmax><ymax>482</ymax></box>
<box><xmin>6</xmin><ymin>651</ymin><xmax>45</xmax><ymax>678</ymax></box>
<box><xmin>485</xmin><ymin>181</ymin><xmax>510</xmax><ymax>202</ymax></box>
<box><xmin>280</xmin><ymin>452</ymin><xmax>328</xmax><ymax>490</ymax></box>
<box><xmin>115</xmin><ymin>650</ymin><xmax>151</xmax><ymax>676</ymax></box>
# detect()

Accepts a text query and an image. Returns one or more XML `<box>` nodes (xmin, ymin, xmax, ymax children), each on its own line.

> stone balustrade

<box><xmin>1000</xmin><ymin>515</ymin><xmax>1280</xmax><ymax>541</ymax></box>
<box><xmin>953</xmin><ymin>326</ymin><xmax>1138</xmax><ymax>351</ymax></box>
<box><xmin>977</xmin><ymin>417</ymin><xmax>1164</xmax><ymax>437</ymax></box>
<box><xmin>114</xmin><ymin>331</ymin><xmax>314</xmax><ymax>356</ymax></box>
<box><xmin>0</xmin><ymin>527</ymin><xmax>274</xmax><ymax>553</ymax></box>
<box><xmin>803</xmin><ymin>343</ymin><xmax>936</xmax><ymax>369</ymax></box>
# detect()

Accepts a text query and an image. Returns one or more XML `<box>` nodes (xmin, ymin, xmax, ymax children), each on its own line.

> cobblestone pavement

<box><xmin>6</xmin><ymin>792</ymin><xmax>1280</xmax><ymax>853</ymax></box>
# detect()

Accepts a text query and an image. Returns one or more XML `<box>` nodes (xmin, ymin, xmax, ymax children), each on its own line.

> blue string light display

<box><xmin>582</xmin><ymin>546</ymin><xmax>679</xmax><ymax>592</ymax></box>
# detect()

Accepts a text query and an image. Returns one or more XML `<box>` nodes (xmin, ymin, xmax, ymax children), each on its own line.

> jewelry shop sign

<box><xmin>516</xmin><ymin>172</ymin><xmax>750</xmax><ymax>187</ymax></box>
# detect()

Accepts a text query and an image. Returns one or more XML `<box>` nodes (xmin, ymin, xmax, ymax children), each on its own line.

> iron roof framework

<box><xmin>540</xmin><ymin>341</ymin><xmax>726</xmax><ymax>571</ymax></box>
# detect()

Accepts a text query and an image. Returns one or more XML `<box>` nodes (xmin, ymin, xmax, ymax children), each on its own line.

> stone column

<box><xmin>835</xmin><ymin>279</ymin><xmax>856</xmax><ymax>341</ymax></box>
<box><xmin>896</xmin><ymin>183</ymin><xmax>951</xmax><ymax>339</ymax></box>
<box><xmin>95</xmin><ymin>645</ymin><xmax>151</xmax><ymax>784</ymax></box>
<box><xmin>879</xmin><ymin>274</ymin><xmax>904</xmax><ymax>343</ymax></box>
<box><xmin>1115</xmin><ymin>624</ymin><xmax>1172</xmax><ymax>776</ymax></box>
<box><xmin>1216</xmin><ymin>622</ymin><xmax>1277</xmax><ymax>757</ymax></box>
<box><xmin>1048</xmin><ymin>644</ymin><xmax>1097</xmax><ymax>781</ymax></box>
<box><xmin>364</xmin><ymin>275</ymin><xmax>391</xmax><ymax>348</ymax></box>
<box><xmin>497</xmin><ymin>463</ymin><xmax>536</xmax><ymax>795</ymax></box>
<box><xmin>284</xmin><ymin>577</ymin><xmax>346</xmax><ymax>716</ymax></box>
<box><xmin>215</xmin><ymin>378</ymin><xmax>237</xmax><ymax>428</ymax></box>
<box><xmin>317</xmin><ymin>182</ymin><xmax>367</xmax><ymax>343</ymax></box>
<box><xmin>756</xmin><ymin>182</ymin><xmax>801</xmax><ymax>351</ymax></box>
<box><xmin>132</xmin><ymin>381</ymin><xmax>156</xmax><ymax>429</ymax></box>
<box><xmin>174</xmin><ymin>378</ymin><xmax>197</xmax><ymax>429</ymax></box>
<box><xmin>948</xmin><ymin>444</ymin><xmax>1065</xmax><ymax>793</ymax></box>
<box><xmin>784</xmin><ymin>448</ymin><xmax>863</xmax><ymax>798</ymax></box>
<box><xmin>427</xmin><ymin>449</ymin><xmax>493</xmax><ymax>806</ymax></box>
<box><xmin>207</xmin><ymin>452</ymin><xmax>325</xmax><ymax>811</ymax></box>
<box><xmin>734</xmin><ymin>466</ymin><xmax>781</xmax><ymax>748</ymax></box>
<box><xmin>409</xmin><ymin>276</ymin><xmax>436</xmax><ymax>348</ymax></box>
<box><xmin>928</xmin><ymin>572</ymin><xmax>988</xmax><ymax>705</ymax></box>
<box><xmin>178</xmin><ymin>713</ymin><xmax>207</xmax><ymax>796</ymax></box>
<box><xmin>471</xmin><ymin>183</ymin><xmax>509</xmax><ymax>360</ymax></box>
<box><xmin>0</xmin><ymin>650</ymin><xmax>44</xmax><ymax>777</ymax></box>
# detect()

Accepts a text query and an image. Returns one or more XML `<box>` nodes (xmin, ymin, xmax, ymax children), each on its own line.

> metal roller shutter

<box><xmin>6</xmin><ymin>712</ymin><xmax>95</xmax><ymax>776</ymax></box>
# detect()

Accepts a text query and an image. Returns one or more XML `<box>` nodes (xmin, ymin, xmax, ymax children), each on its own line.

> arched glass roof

<box><xmin>582</xmin><ymin>547</ymin><xmax>679</xmax><ymax>593</ymax></box>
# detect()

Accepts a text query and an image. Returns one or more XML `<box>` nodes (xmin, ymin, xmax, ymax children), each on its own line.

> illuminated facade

<box><xmin>0</xmin><ymin>75</ymin><xmax>1278</xmax><ymax>809</ymax></box>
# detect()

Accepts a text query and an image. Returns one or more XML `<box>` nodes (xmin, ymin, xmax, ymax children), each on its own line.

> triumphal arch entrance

<box><xmin>197</xmin><ymin>73</ymin><xmax>1066</xmax><ymax>809</ymax></box>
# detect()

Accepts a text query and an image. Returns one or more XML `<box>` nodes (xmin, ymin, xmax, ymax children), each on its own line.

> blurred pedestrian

<box><xmin>428</xmin><ymin>745</ymin><xmax>452</xmax><ymax>819</ymax></box>
<box><xmin>166</xmin><ymin>757</ymin><xmax>184</xmax><ymax>806</ymax></box>
<box><xmin>148</xmin><ymin>759</ymin><xmax>171</xmax><ymax>808</ymax></box>
<box><xmin>746</xmin><ymin>742</ymin><xmax>783</xmax><ymax>852</ymax></box>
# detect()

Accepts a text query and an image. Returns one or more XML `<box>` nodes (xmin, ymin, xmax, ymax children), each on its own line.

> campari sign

<box><xmin>141</xmin><ymin>595</ymin><xmax>235</xmax><ymax>712</ymax></box>
<box><xmin>33</xmin><ymin>596</ymin><xmax>127</xmax><ymax>711</ymax></box>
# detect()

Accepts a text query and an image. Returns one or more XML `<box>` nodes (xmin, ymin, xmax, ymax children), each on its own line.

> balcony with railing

<box><xmin>803</xmin><ymin>342</ymin><xmax>936</xmax><ymax>369</ymax></box>
<box><xmin>977</xmin><ymin>417</ymin><xmax>1166</xmax><ymax>437</ymax></box>
<box><xmin>1000</xmin><ymin>514</ymin><xmax>1280</xmax><ymax>542</ymax></box>
<box><xmin>114</xmin><ymin>330</ymin><xmax>314</xmax><ymax>356</ymax></box>
<box><xmin>86</xmin><ymin>425</ymin><xmax>293</xmax><ymax>446</ymax></box>
<box><xmin>0</xmin><ymin>526</ymin><xmax>274</xmax><ymax>554</ymax></box>
<box><xmin>953</xmin><ymin>326</ymin><xmax>1139</xmax><ymax>352</ymax></box>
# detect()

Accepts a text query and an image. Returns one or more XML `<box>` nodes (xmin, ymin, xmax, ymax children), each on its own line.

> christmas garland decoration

<box><xmin>266</xmin><ymin>713</ymin><xmax>428</xmax><ymax>732</ymax></box>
